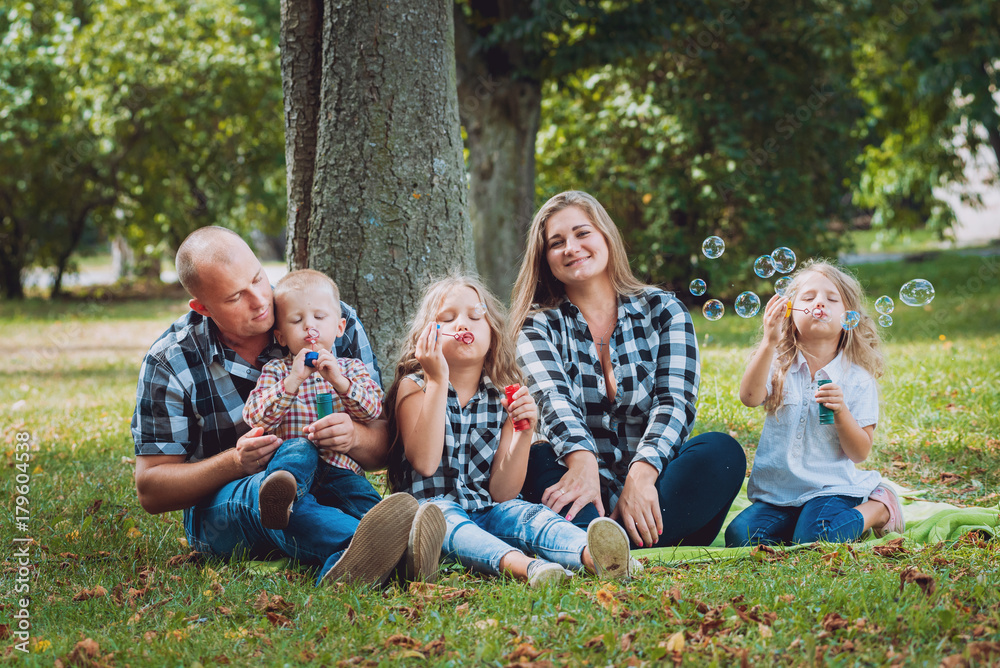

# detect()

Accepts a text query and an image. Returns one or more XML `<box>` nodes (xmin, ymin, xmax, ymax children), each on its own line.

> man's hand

<box><xmin>235</xmin><ymin>427</ymin><xmax>281</xmax><ymax>475</ymax></box>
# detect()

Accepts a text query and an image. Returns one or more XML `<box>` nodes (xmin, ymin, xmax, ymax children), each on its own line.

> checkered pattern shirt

<box><xmin>242</xmin><ymin>356</ymin><xmax>383</xmax><ymax>474</ymax></box>
<box><xmin>517</xmin><ymin>288</ymin><xmax>700</xmax><ymax>511</ymax></box>
<box><xmin>747</xmin><ymin>351</ymin><xmax>881</xmax><ymax>506</ymax></box>
<box><xmin>396</xmin><ymin>373</ymin><xmax>504</xmax><ymax>511</ymax></box>
<box><xmin>132</xmin><ymin>302</ymin><xmax>381</xmax><ymax>463</ymax></box>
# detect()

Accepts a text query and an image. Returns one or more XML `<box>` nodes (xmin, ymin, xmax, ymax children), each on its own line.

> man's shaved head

<box><xmin>175</xmin><ymin>226</ymin><xmax>247</xmax><ymax>297</ymax></box>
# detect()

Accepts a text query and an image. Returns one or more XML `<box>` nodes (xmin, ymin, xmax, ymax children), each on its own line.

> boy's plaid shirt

<box><xmin>243</xmin><ymin>356</ymin><xmax>384</xmax><ymax>474</ymax></box>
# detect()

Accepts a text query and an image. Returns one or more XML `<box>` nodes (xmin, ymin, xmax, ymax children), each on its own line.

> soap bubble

<box><xmin>774</xmin><ymin>276</ymin><xmax>792</xmax><ymax>296</ymax></box>
<box><xmin>689</xmin><ymin>279</ymin><xmax>707</xmax><ymax>296</ymax></box>
<box><xmin>878</xmin><ymin>314</ymin><xmax>893</xmax><ymax>327</ymax></box>
<box><xmin>771</xmin><ymin>247</ymin><xmax>797</xmax><ymax>274</ymax></box>
<box><xmin>840</xmin><ymin>310</ymin><xmax>861</xmax><ymax>331</ymax></box>
<box><xmin>899</xmin><ymin>279</ymin><xmax>935</xmax><ymax>307</ymax></box>
<box><xmin>702</xmin><ymin>299</ymin><xmax>724</xmax><ymax>321</ymax></box>
<box><xmin>474</xmin><ymin>302</ymin><xmax>488</xmax><ymax>317</ymax></box>
<box><xmin>702</xmin><ymin>236</ymin><xmax>725</xmax><ymax>259</ymax></box>
<box><xmin>874</xmin><ymin>295</ymin><xmax>894</xmax><ymax>315</ymax></box>
<box><xmin>753</xmin><ymin>255</ymin><xmax>776</xmax><ymax>278</ymax></box>
<box><xmin>735</xmin><ymin>291</ymin><xmax>761</xmax><ymax>318</ymax></box>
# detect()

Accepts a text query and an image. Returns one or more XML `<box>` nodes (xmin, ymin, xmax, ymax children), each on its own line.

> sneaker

<box><xmin>587</xmin><ymin>517</ymin><xmax>640</xmax><ymax>580</ymax></box>
<box><xmin>258</xmin><ymin>471</ymin><xmax>297</xmax><ymax>530</ymax></box>
<box><xmin>322</xmin><ymin>493</ymin><xmax>419</xmax><ymax>586</ymax></box>
<box><xmin>526</xmin><ymin>559</ymin><xmax>568</xmax><ymax>588</ymax></box>
<box><xmin>404</xmin><ymin>503</ymin><xmax>446</xmax><ymax>582</ymax></box>
<box><xmin>869</xmin><ymin>483</ymin><xmax>905</xmax><ymax>537</ymax></box>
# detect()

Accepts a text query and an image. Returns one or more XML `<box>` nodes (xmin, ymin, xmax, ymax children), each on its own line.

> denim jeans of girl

<box><xmin>428</xmin><ymin>497</ymin><xmax>588</xmax><ymax>575</ymax></box>
<box><xmin>724</xmin><ymin>494</ymin><xmax>865</xmax><ymax>547</ymax></box>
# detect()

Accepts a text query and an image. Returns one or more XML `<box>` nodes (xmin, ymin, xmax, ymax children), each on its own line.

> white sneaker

<box><xmin>587</xmin><ymin>517</ymin><xmax>640</xmax><ymax>580</ymax></box>
<box><xmin>526</xmin><ymin>559</ymin><xmax>568</xmax><ymax>588</ymax></box>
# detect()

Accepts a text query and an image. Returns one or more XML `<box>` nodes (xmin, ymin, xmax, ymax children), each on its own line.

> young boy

<box><xmin>243</xmin><ymin>269</ymin><xmax>384</xmax><ymax>530</ymax></box>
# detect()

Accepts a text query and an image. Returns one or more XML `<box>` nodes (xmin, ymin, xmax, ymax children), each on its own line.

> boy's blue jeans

<box><xmin>183</xmin><ymin>438</ymin><xmax>382</xmax><ymax>584</ymax></box>
<box><xmin>724</xmin><ymin>495</ymin><xmax>865</xmax><ymax>547</ymax></box>
<box><xmin>428</xmin><ymin>497</ymin><xmax>589</xmax><ymax>575</ymax></box>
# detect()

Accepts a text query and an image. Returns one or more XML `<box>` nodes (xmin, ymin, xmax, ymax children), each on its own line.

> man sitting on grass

<box><xmin>130</xmin><ymin>226</ymin><xmax>440</xmax><ymax>586</ymax></box>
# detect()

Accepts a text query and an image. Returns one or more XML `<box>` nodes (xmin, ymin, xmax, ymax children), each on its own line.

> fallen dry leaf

<box><xmin>266</xmin><ymin>612</ymin><xmax>293</xmax><ymax>628</ymax></box>
<box><xmin>940</xmin><ymin>472</ymin><xmax>963</xmax><ymax>485</ymax></box>
<box><xmin>899</xmin><ymin>567</ymin><xmax>936</xmax><ymax>596</ymax></box>
<box><xmin>384</xmin><ymin>634</ymin><xmax>422</xmax><ymax>650</ymax></box>
<box><xmin>620</xmin><ymin>630</ymin><xmax>637</xmax><ymax>652</ymax></box>
<box><xmin>73</xmin><ymin>585</ymin><xmax>108</xmax><ymax>602</ymax></box>
<box><xmin>504</xmin><ymin>643</ymin><xmax>545</xmax><ymax>662</ymax></box>
<box><xmin>822</xmin><ymin>613</ymin><xmax>849</xmax><ymax>632</ymax></box>
<box><xmin>253</xmin><ymin>591</ymin><xmax>295</xmax><ymax>614</ymax></box>
<box><xmin>873</xmin><ymin>537</ymin><xmax>908</xmax><ymax>557</ymax></box>
<box><xmin>664</xmin><ymin>631</ymin><xmax>685</xmax><ymax>653</ymax></box>
<box><xmin>166</xmin><ymin>551</ymin><xmax>200</xmax><ymax>567</ymax></box>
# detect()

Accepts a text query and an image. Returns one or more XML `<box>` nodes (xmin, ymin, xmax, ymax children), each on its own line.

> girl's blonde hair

<box><xmin>761</xmin><ymin>259</ymin><xmax>885</xmax><ymax>413</ymax></box>
<box><xmin>509</xmin><ymin>191</ymin><xmax>652</xmax><ymax>333</ymax></box>
<box><xmin>385</xmin><ymin>273</ymin><xmax>522</xmax><ymax>491</ymax></box>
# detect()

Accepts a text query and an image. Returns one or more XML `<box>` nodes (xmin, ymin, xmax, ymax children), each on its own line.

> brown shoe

<box><xmin>404</xmin><ymin>503</ymin><xmax>446</xmax><ymax>582</ymax></box>
<box><xmin>323</xmin><ymin>493</ymin><xmax>419</xmax><ymax>586</ymax></box>
<box><xmin>258</xmin><ymin>471</ymin><xmax>297</xmax><ymax>530</ymax></box>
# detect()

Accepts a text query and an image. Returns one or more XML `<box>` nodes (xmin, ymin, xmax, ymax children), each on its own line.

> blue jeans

<box><xmin>267</xmin><ymin>437</ymin><xmax>381</xmax><ymax>520</ymax></box>
<box><xmin>428</xmin><ymin>498</ymin><xmax>589</xmax><ymax>575</ymax></box>
<box><xmin>724</xmin><ymin>495</ymin><xmax>865</xmax><ymax>547</ymax></box>
<box><xmin>522</xmin><ymin>432</ymin><xmax>746</xmax><ymax>548</ymax></box>
<box><xmin>184</xmin><ymin>439</ymin><xmax>383</xmax><ymax>584</ymax></box>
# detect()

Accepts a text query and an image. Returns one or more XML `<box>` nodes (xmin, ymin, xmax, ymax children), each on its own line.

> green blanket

<box><xmin>636</xmin><ymin>480</ymin><xmax>1000</xmax><ymax>564</ymax></box>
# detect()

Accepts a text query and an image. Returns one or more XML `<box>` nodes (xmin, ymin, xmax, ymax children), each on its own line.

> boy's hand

<box><xmin>761</xmin><ymin>294</ymin><xmax>788</xmax><ymax>347</ymax></box>
<box><xmin>501</xmin><ymin>384</ymin><xmax>537</xmax><ymax>432</ymax></box>
<box><xmin>315</xmin><ymin>349</ymin><xmax>350</xmax><ymax>394</ymax></box>
<box><xmin>815</xmin><ymin>381</ymin><xmax>846</xmax><ymax>415</ymax></box>
<box><xmin>285</xmin><ymin>348</ymin><xmax>316</xmax><ymax>394</ymax></box>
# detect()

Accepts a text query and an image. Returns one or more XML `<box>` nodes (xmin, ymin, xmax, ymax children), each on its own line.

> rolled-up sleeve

<box><xmin>517</xmin><ymin>319</ymin><xmax>596</xmax><ymax>460</ymax></box>
<box><xmin>131</xmin><ymin>355</ymin><xmax>192</xmax><ymax>457</ymax></box>
<box><xmin>631</xmin><ymin>300</ymin><xmax>700</xmax><ymax>473</ymax></box>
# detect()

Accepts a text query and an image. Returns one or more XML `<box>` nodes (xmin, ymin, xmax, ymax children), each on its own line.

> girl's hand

<box><xmin>610</xmin><ymin>462</ymin><xmax>662</xmax><ymax>547</ymax></box>
<box><xmin>415</xmin><ymin>322</ymin><xmax>449</xmax><ymax>384</ymax></box>
<box><xmin>541</xmin><ymin>450</ymin><xmax>605</xmax><ymax>521</ymax></box>
<box><xmin>761</xmin><ymin>293</ymin><xmax>788</xmax><ymax>347</ymax></box>
<box><xmin>501</xmin><ymin>385</ymin><xmax>537</xmax><ymax>431</ymax></box>
<box><xmin>815</xmin><ymin>381</ymin><xmax>846</xmax><ymax>415</ymax></box>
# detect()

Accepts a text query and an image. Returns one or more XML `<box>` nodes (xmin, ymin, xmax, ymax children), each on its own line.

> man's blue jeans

<box><xmin>724</xmin><ymin>495</ymin><xmax>865</xmax><ymax>547</ymax></box>
<box><xmin>428</xmin><ymin>497</ymin><xmax>588</xmax><ymax>575</ymax></box>
<box><xmin>184</xmin><ymin>438</ymin><xmax>383</xmax><ymax>584</ymax></box>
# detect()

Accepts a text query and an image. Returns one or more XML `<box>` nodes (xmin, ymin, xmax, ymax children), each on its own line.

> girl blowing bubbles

<box><xmin>725</xmin><ymin>261</ymin><xmax>905</xmax><ymax>547</ymax></box>
<box><xmin>387</xmin><ymin>275</ymin><xmax>637</xmax><ymax>586</ymax></box>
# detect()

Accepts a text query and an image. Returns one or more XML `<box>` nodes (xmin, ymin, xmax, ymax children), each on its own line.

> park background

<box><xmin>2</xmin><ymin>0</ymin><xmax>1000</xmax><ymax>665</ymax></box>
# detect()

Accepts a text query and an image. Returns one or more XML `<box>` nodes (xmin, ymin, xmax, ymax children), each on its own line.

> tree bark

<box><xmin>294</xmin><ymin>0</ymin><xmax>472</xmax><ymax>365</ymax></box>
<box><xmin>280</xmin><ymin>0</ymin><xmax>324</xmax><ymax>271</ymax></box>
<box><xmin>455</xmin><ymin>9</ymin><xmax>541</xmax><ymax>300</ymax></box>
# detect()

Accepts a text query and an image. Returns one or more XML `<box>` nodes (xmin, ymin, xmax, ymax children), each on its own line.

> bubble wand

<box><xmin>441</xmin><ymin>331</ymin><xmax>475</xmax><ymax>344</ymax></box>
<box><xmin>304</xmin><ymin>327</ymin><xmax>321</xmax><ymax>367</ymax></box>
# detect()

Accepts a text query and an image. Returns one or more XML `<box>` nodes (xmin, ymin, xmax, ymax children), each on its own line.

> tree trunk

<box><xmin>286</xmin><ymin>0</ymin><xmax>473</xmax><ymax>366</ymax></box>
<box><xmin>112</xmin><ymin>235</ymin><xmax>135</xmax><ymax>280</ymax></box>
<box><xmin>0</xmin><ymin>214</ymin><xmax>26</xmax><ymax>300</ymax></box>
<box><xmin>49</xmin><ymin>213</ymin><xmax>89</xmax><ymax>298</ymax></box>
<box><xmin>455</xmin><ymin>11</ymin><xmax>541</xmax><ymax>300</ymax></box>
<box><xmin>280</xmin><ymin>0</ymin><xmax>324</xmax><ymax>271</ymax></box>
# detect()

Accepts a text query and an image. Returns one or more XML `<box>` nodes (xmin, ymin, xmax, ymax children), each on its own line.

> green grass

<box><xmin>2</xmin><ymin>251</ymin><xmax>999</xmax><ymax>666</ymax></box>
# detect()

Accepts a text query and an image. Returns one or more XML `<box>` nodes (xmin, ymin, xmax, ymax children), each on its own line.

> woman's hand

<box><xmin>610</xmin><ymin>461</ymin><xmax>662</xmax><ymax>547</ymax></box>
<box><xmin>541</xmin><ymin>450</ymin><xmax>604</xmax><ymax>521</ymax></box>
<box><xmin>415</xmin><ymin>322</ymin><xmax>449</xmax><ymax>385</ymax></box>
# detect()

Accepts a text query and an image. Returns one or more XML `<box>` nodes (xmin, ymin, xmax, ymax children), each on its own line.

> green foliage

<box><xmin>537</xmin><ymin>1</ymin><xmax>864</xmax><ymax>296</ymax></box>
<box><xmin>0</xmin><ymin>0</ymin><xmax>284</xmax><ymax>298</ymax></box>
<box><xmin>850</xmin><ymin>0</ymin><xmax>1000</xmax><ymax>234</ymax></box>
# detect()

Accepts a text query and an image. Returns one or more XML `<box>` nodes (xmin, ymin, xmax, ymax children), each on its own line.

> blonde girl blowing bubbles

<box><xmin>725</xmin><ymin>261</ymin><xmax>905</xmax><ymax>547</ymax></box>
<box><xmin>386</xmin><ymin>275</ymin><xmax>638</xmax><ymax>586</ymax></box>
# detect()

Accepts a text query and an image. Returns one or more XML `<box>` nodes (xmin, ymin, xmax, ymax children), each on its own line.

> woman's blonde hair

<box><xmin>509</xmin><ymin>191</ymin><xmax>652</xmax><ymax>333</ymax></box>
<box><xmin>761</xmin><ymin>259</ymin><xmax>885</xmax><ymax>413</ymax></box>
<box><xmin>385</xmin><ymin>273</ymin><xmax>522</xmax><ymax>491</ymax></box>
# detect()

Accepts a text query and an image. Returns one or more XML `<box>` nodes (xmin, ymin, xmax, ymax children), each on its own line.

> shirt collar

<box><xmin>794</xmin><ymin>350</ymin><xmax>847</xmax><ymax>384</ymax></box>
<box><xmin>205</xmin><ymin>317</ymin><xmax>283</xmax><ymax>366</ymax></box>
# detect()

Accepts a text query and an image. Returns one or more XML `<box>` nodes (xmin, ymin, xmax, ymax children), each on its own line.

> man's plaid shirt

<box><xmin>395</xmin><ymin>373</ymin><xmax>505</xmax><ymax>511</ymax></box>
<box><xmin>131</xmin><ymin>302</ymin><xmax>381</xmax><ymax>464</ymax></box>
<box><xmin>516</xmin><ymin>288</ymin><xmax>700</xmax><ymax>511</ymax></box>
<box><xmin>242</xmin><ymin>355</ymin><xmax>383</xmax><ymax>474</ymax></box>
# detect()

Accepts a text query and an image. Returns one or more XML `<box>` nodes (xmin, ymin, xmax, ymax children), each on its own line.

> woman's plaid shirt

<box><xmin>516</xmin><ymin>288</ymin><xmax>700</xmax><ymax>511</ymax></box>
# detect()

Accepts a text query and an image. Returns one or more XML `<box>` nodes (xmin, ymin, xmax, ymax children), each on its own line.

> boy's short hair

<box><xmin>273</xmin><ymin>269</ymin><xmax>341</xmax><ymax>307</ymax></box>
